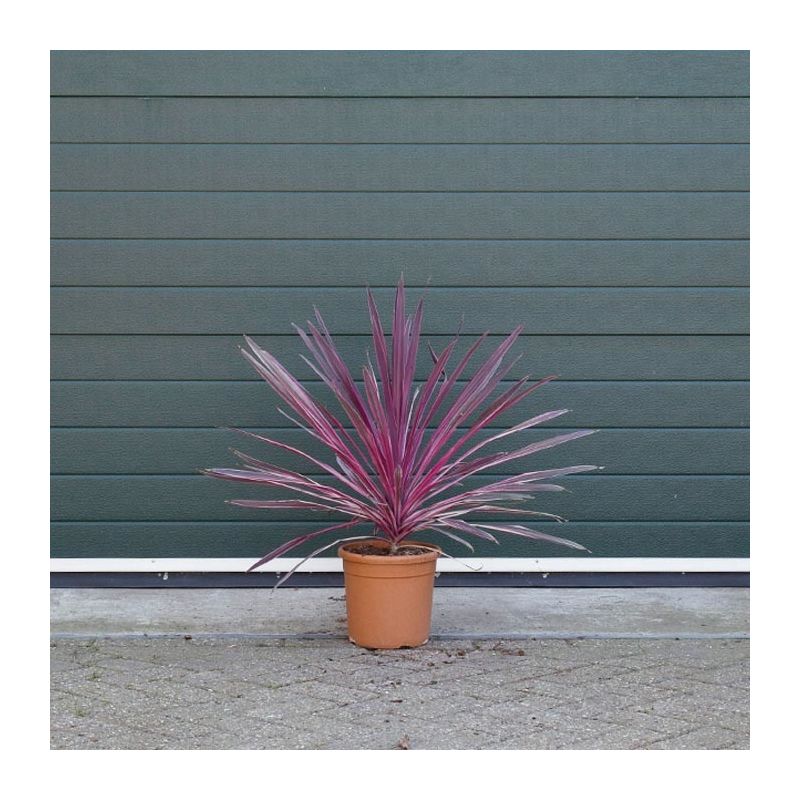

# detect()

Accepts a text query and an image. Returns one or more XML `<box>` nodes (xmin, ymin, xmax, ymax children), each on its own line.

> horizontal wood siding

<box><xmin>51</xmin><ymin>144</ymin><xmax>750</xmax><ymax>191</ymax></box>
<box><xmin>51</xmin><ymin>522</ymin><xmax>749</xmax><ymax>560</ymax></box>
<box><xmin>52</xmin><ymin>192</ymin><xmax>748</xmax><ymax>238</ymax></box>
<box><xmin>50</xmin><ymin>336</ymin><xmax>749</xmax><ymax>379</ymax></box>
<box><xmin>52</xmin><ymin>429</ymin><xmax>749</xmax><ymax>475</ymax></box>
<box><xmin>52</xmin><ymin>476</ymin><xmax>748</xmax><ymax>522</ymax></box>
<box><xmin>51</xmin><ymin>51</ymin><xmax>749</xmax><ymax>564</ymax></box>
<box><xmin>52</xmin><ymin>288</ymin><xmax>748</xmax><ymax>335</ymax></box>
<box><xmin>51</xmin><ymin>241</ymin><xmax>749</xmax><ymax>286</ymax></box>
<box><xmin>51</xmin><ymin>382</ymin><xmax>748</xmax><ymax>427</ymax></box>
<box><xmin>50</xmin><ymin>51</ymin><xmax>749</xmax><ymax>97</ymax></box>
<box><xmin>51</xmin><ymin>98</ymin><xmax>749</xmax><ymax>144</ymax></box>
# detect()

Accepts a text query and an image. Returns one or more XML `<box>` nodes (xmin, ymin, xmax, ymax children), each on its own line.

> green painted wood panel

<box><xmin>51</xmin><ymin>144</ymin><xmax>749</xmax><ymax>191</ymax></box>
<box><xmin>50</xmin><ymin>335</ymin><xmax>749</xmax><ymax>380</ymax></box>
<box><xmin>51</xmin><ymin>522</ymin><xmax>749</xmax><ymax>559</ymax></box>
<box><xmin>50</xmin><ymin>381</ymin><xmax>748</xmax><ymax>428</ymax></box>
<box><xmin>51</xmin><ymin>98</ymin><xmax>749</xmax><ymax>144</ymax></box>
<box><xmin>51</xmin><ymin>51</ymin><xmax>749</xmax><ymax>97</ymax></box>
<box><xmin>51</xmin><ymin>475</ymin><xmax>749</xmax><ymax>522</ymax></box>
<box><xmin>50</xmin><ymin>51</ymin><xmax>749</xmax><ymax>564</ymax></box>
<box><xmin>52</xmin><ymin>191</ymin><xmax>749</xmax><ymax>239</ymax></box>
<box><xmin>51</xmin><ymin>288</ymin><xmax>748</xmax><ymax>335</ymax></box>
<box><xmin>51</xmin><ymin>428</ymin><xmax>749</xmax><ymax>476</ymax></box>
<box><xmin>51</xmin><ymin>240</ymin><xmax>749</xmax><ymax>287</ymax></box>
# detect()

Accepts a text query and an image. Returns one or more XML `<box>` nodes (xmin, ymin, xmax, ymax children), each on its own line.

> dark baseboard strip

<box><xmin>51</xmin><ymin>571</ymin><xmax>750</xmax><ymax>589</ymax></box>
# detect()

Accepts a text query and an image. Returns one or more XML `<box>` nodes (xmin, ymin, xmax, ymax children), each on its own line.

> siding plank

<box><xmin>51</xmin><ymin>191</ymin><xmax>749</xmax><ymax>239</ymax></box>
<box><xmin>51</xmin><ymin>144</ymin><xmax>749</xmax><ymax>191</ymax></box>
<box><xmin>51</xmin><ymin>288</ymin><xmax>749</xmax><ymax>335</ymax></box>
<box><xmin>51</xmin><ymin>521</ymin><xmax>750</xmax><ymax>559</ymax></box>
<box><xmin>51</xmin><ymin>240</ymin><xmax>750</xmax><ymax>287</ymax></box>
<box><xmin>50</xmin><ymin>335</ymin><xmax>750</xmax><ymax>380</ymax></box>
<box><xmin>50</xmin><ymin>475</ymin><xmax>750</xmax><ymax>522</ymax></box>
<box><xmin>51</xmin><ymin>51</ymin><xmax>749</xmax><ymax>97</ymax></box>
<box><xmin>50</xmin><ymin>98</ymin><xmax>750</xmax><ymax>144</ymax></box>
<box><xmin>50</xmin><ymin>381</ymin><xmax>749</xmax><ymax>428</ymax></box>
<box><xmin>51</xmin><ymin>428</ymin><xmax>750</xmax><ymax>476</ymax></box>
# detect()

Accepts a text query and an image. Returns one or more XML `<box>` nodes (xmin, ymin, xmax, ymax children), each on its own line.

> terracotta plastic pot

<box><xmin>338</xmin><ymin>539</ymin><xmax>440</xmax><ymax>650</ymax></box>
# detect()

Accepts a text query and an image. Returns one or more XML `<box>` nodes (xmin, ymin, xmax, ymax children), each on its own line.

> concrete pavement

<box><xmin>51</xmin><ymin>636</ymin><xmax>748</xmax><ymax>749</ymax></box>
<box><xmin>50</xmin><ymin>587</ymin><xmax>749</xmax><ymax>639</ymax></box>
<box><xmin>50</xmin><ymin>588</ymin><xmax>749</xmax><ymax>750</ymax></box>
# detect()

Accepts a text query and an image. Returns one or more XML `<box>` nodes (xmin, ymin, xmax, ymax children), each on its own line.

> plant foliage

<box><xmin>205</xmin><ymin>280</ymin><xmax>598</xmax><ymax>580</ymax></box>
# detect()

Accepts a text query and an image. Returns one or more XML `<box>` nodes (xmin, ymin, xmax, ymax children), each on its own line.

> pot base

<box><xmin>348</xmin><ymin>637</ymin><xmax>430</xmax><ymax>650</ymax></box>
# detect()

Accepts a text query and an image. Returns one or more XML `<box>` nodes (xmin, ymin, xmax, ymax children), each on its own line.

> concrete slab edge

<box><xmin>50</xmin><ymin>631</ymin><xmax>750</xmax><ymax>641</ymax></box>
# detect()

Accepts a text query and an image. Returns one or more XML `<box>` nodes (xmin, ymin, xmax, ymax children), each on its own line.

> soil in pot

<box><xmin>346</xmin><ymin>543</ymin><xmax>433</xmax><ymax>557</ymax></box>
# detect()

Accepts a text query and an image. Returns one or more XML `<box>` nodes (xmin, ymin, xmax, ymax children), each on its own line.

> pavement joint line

<box><xmin>50</xmin><ymin>631</ymin><xmax>750</xmax><ymax>641</ymax></box>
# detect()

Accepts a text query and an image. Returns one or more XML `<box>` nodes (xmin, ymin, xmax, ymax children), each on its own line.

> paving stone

<box><xmin>575</xmin><ymin>674</ymin><xmax>686</xmax><ymax>705</ymax></box>
<box><xmin>568</xmin><ymin>724</ymin><xmax>677</xmax><ymax>750</ymax></box>
<box><xmin>514</xmin><ymin>675</ymin><xmax>626</xmax><ymax>704</ymax></box>
<box><xmin>183</xmin><ymin>725</ymin><xmax>304</xmax><ymax>750</ymax></box>
<box><xmin>302</xmin><ymin>681</ymin><xmax>384</xmax><ymax>704</ymax></box>
<box><xmin>49</xmin><ymin>656</ymin><xmax>88</xmax><ymax>674</ymax></box>
<box><xmin>694</xmin><ymin>662</ymin><xmax>750</xmax><ymax>689</ymax></box>
<box><xmin>124</xmin><ymin>679</ymin><xmax>220</xmax><ymax>707</ymax></box>
<box><xmin>487</xmin><ymin>691</ymin><xmax>624</xmax><ymax>723</ymax></box>
<box><xmin>561</xmin><ymin>701</ymin><xmax>699</xmax><ymax>736</ymax></box>
<box><xmin>531</xmin><ymin>660</ymin><xmax>643</xmax><ymax>686</ymax></box>
<box><xmin>51</xmin><ymin>719</ymin><xmax>145</xmax><ymax>750</ymax></box>
<box><xmin>460</xmin><ymin>678</ymin><xmax>552</xmax><ymax>706</ymax></box>
<box><xmin>481</xmin><ymin>726</ymin><xmax>564</xmax><ymax>749</ymax></box>
<box><xmin>51</xmin><ymin>637</ymin><xmax>749</xmax><ymax>750</ymax></box>
<box><xmin>400</xmin><ymin>658</ymin><xmax>512</xmax><ymax>686</ymax></box>
<box><xmin>630</xmin><ymin>689</ymin><xmax>748</xmax><ymax>733</ymax></box>
<box><xmin>498</xmin><ymin>720</ymin><xmax>621</xmax><ymax>750</ymax></box>
<box><xmin>326</xmin><ymin>663</ymin><xmax>425</xmax><ymax>691</ymax></box>
<box><xmin>640</xmin><ymin>726</ymin><xmax>744</xmax><ymax>750</ymax></box>
<box><xmin>250</xmin><ymin>713</ymin><xmax>376</xmax><ymax>750</ymax></box>
<box><xmin>306</xmin><ymin>708</ymin><xmax>502</xmax><ymax>750</ymax></box>
<box><xmin>380</xmin><ymin>718</ymin><xmax>502</xmax><ymax>750</ymax></box>
<box><xmin>241</xmin><ymin>685</ymin><xmax>369</xmax><ymax>722</ymax></box>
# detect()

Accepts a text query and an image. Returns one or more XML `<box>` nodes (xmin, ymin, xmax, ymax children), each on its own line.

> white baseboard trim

<box><xmin>50</xmin><ymin>557</ymin><xmax>750</xmax><ymax>573</ymax></box>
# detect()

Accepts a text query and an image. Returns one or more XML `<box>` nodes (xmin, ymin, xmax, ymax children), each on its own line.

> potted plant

<box><xmin>205</xmin><ymin>279</ymin><xmax>597</xmax><ymax>649</ymax></box>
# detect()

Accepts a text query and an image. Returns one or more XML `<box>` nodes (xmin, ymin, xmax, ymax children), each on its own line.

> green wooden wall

<box><xmin>50</xmin><ymin>51</ymin><xmax>749</xmax><ymax>562</ymax></box>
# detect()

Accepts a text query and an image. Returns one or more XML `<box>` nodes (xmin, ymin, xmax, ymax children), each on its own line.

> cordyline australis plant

<box><xmin>204</xmin><ymin>279</ymin><xmax>599</xmax><ymax>585</ymax></box>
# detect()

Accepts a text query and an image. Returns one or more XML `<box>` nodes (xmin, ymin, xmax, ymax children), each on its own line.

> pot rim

<box><xmin>339</xmin><ymin>538</ymin><xmax>440</xmax><ymax>565</ymax></box>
